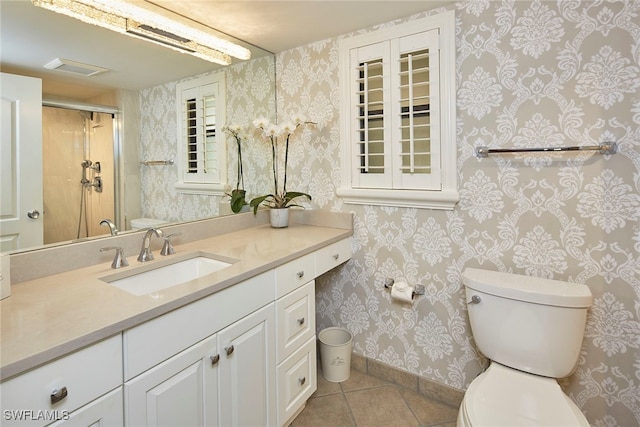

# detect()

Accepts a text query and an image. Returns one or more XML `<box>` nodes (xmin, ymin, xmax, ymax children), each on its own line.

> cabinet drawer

<box><xmin>49</xmin><ymin>387</ymin><xmax>123</xmax><ymax>427</ymax></box>
<box><xmin>124</xmin><ymin>270</ymin><xmax>274</xmax><ymax>380</ymax></box>
<box><xmin>276</xmin><ymin>281</ymin><xmax>315</xmax><ymax>363</ymax></box>
<box><xmin>316</xmin><ymin>238</ymin><xmax>352</xmax><ymax>276</ymax></box>
<box><xmin>0</xmin><ymin>335</ymin><xmax>122</xmax><ymax>427</ymax></box>
<box><xmin>276</xmin><ymin>337</ymin><xmax>317</xmax><ymax>427</ymax></box>
<box><xmin>275</xmin><ymin>252</ymin><xmax>316</xmax><ymax>298</ymax></box>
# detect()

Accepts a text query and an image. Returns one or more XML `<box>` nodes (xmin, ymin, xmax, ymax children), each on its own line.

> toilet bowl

<box><xmin>457</xmin><ymin>364</ymin><xmax>589</xmax><ymax>427</ymax></box>
<box><xmin>459</xmin><ymin>268</ymin><xmax>593</xmax><ymax>427</ymax></box>
<box><xmin>130</xmin><ymin>217</ymin><xmax>166</xmax><ymax>230</ymax></box>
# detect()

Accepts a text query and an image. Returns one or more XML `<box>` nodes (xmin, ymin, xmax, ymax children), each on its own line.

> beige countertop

<box><xmin>1</xmin><ymin>220</ymin><xmax>352</xmax><ymax>380</ymax></box>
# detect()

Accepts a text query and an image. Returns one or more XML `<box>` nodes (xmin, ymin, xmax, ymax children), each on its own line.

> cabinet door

<box><xmin>218</xmin><ymin>304</ymin><xmax>276</xmax><ymax>427</ymax></box>
<box><xmin>124</xmin><ymin>333</ymin><xmax>219</xmax><ymax>427</ymax></box>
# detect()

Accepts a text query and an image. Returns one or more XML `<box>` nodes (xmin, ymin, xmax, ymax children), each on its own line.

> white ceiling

<box><xmin>0</xmin><ymin>0</ymin><xmax>453</xmax><ymax>99</ymax></box>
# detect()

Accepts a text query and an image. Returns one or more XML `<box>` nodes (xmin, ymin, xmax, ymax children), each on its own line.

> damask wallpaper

<box><xmin>138</xmin><ymin>55</ymin><xmax>275</xmax><ymax>222</ymax></box>
<box><xmin>273</xmin><ymin>1</ymin><xmax>639</xmax><ymax>426</ymax></box>
<box><xmin>139</xmin><ymin>1</ymin><xmax>639</xmax><ymax>425</ymax></box>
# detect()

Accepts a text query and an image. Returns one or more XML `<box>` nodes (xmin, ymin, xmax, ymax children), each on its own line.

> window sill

<box><xmin>174</xmin><ymin>182</ymin><xmax>226</xmax><ymax>196</ymax></box>
<box><xmin>336</xmin><ymin>187</ymin><xmax>459</xmax><ymax>210</ymax></box>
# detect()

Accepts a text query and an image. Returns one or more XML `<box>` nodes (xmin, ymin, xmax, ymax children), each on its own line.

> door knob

<box><xmin>27</xmin><ymin>209</ymin><xmax>40</xmax><ymax>219</ymax></box>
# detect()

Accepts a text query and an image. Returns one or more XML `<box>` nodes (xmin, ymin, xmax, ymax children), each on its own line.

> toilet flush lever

<box><xmin>467</xmin><ymin>295</ymin><xmax>481</xmax><ymax>305</ymax></box>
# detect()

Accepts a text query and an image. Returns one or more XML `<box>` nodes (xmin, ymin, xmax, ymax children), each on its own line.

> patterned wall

<box><xmin>138</xmin><ymin>55</ymin><xmax>275</xmax><ymax>223</ymax></box>
<box><xmin>272</xmin><ymin>1</ymin><xmax>640</xmax><ymax>425</ymax></box>
<box><xmin>138</xmin><ymin>1</ymin><xmax>639</xmax><ymax>424</ymax></box>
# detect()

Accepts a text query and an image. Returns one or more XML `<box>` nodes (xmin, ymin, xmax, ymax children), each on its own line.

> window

<box><xmin>337</xmin><ymin>11</ymin><xmax>458</xmax><ymax>209</ymax></box>
<box><xmin>175</xmin><ymin>72</ymin><xmax>227</xmax><ymax>195</ymax></box>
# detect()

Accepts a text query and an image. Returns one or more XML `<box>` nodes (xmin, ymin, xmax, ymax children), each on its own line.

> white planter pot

<box><xmin>269</xmin><ymin>208</ymin><xmax>289</xmax><ymax>228</ymax></box>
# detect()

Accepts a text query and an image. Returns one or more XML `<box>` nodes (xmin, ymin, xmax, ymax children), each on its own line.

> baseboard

<box><xmin>350</xmin><ymin>353</ymin><xmax>464</xmax><ymax>408</ymax></box>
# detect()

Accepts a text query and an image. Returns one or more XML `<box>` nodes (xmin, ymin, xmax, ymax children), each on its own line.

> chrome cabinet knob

<box><xmin>297</xmin><ymin>317</ymin><xmax>305</xmax><ymax>326</ymax></box>
<box><xmin>210</xmin><ymin>354</ymin><xmax>220</xmax><ymax>365</ymax></box>
<box><xmin>333</xmin><ymin>254</ymin><xmax>339</xmax><ymax>260</ymax></box>
<box><xmin>27</xmin><ymin>209</ymin><xmax>40</xmax><ymax>219</ymax></box>
<box><xmin>298</xmin><ymin>377</ymin><xmax>306</xmax><ymax>386</ymax></box>
<box><xmin>296</xmin><ymin>271</ymin><xmax>304</xmax><ymax>279</ymax></box>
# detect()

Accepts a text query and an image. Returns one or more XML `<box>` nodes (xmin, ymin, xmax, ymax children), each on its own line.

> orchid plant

<box><xmin>249</xmin><ymin>115</ymin><xmax>315</xmax><ymax>214</ymax></box>
<box><xmin>223</xmin><ymin>124</ymin><xmax>248</xmax><ymax>213</ymax></box>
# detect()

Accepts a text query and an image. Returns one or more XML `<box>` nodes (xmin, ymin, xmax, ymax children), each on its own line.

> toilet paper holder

<box><xmin>383</xmin><ymin>278</ymin><xmax>425</xmax><ymax>299</ymax></box>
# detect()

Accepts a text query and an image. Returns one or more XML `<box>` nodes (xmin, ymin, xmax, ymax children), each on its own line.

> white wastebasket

<box><xmin>318</xmin><ymin>327</ymin><xmax>353</xmax><ymax>382</ymax></box>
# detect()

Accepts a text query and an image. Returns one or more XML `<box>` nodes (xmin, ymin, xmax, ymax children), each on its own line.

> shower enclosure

<box><xmin>42</xmin><ymin>103</ymin><xmax>120</xmax><ymax>245</ymax></box>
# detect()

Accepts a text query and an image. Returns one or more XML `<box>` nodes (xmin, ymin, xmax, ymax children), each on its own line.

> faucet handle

<box><xmin>160</xmin><ymin>233</ymin><xmax>181</xmax><ymax>256</ymax></box>
<box><xmin>100</xmin><ymin>246</ymin><xmax>129</xmax><ymax>269</ymax></box>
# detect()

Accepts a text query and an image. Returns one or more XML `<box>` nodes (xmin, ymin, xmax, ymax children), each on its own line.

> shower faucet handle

<box><xmin>100</xmin><ymin>246</ymin><xmax>129</xmax><ymax>269</ymax></box>
<box><xmin>160</xmin><ymin>233</ymin><xmax>181</xmax><ymax>256</ymax></box>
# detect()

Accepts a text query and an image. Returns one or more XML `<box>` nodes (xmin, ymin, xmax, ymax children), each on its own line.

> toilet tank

<box><xmin>462</xmin><ymin>268</ymin><xmax>593</xmax><ymax>378</ymax></box>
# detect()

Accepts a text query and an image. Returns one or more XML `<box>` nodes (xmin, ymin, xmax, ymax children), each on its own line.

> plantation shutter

<box><xmin>180</xmin><ymin>82</ymin><xmax>220</xmax><ymax>184</ymax></box>
<box><xmin>349</xmin><ymin>28</ymin><xmax>441</xmax><ymax>191</ymax></box>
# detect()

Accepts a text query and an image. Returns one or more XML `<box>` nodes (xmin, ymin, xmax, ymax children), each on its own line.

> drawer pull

<box><xmin>333</xmin><ymin>254</ymin><xmax>340</xmax><ymax>260</ymax></box>
<box><xmin>50</xmin><ymin>386</ymin><xmax>68</xmax><ymax>404</ymax></box>
<box><xmin>297</xmin><ymin>317</ymin><xmax>305</xmax><ymax>326</ymax></box>
<box><xmin>210</xmin><ymin>354</ymin><xmax>220</xmax><ymax>365</ymax></box>
<box><xmin>296</xmin><ymin>271</ymin><xmax>304</xmax><ymax>279</ymax></box>
<box><xmin>225</xmin><ymin>345</ymin><xmax>234</xmax><ymax>356</ymax></box>
<box><xmin>298</xmin><ymin>377</ymin><xmax>306</xmax><ymax>386</ymax></box>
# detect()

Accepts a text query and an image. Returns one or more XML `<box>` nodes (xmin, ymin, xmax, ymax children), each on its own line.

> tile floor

<box><xmin>290</xmin><ymin>364</ymin><xmax>460</xmax><ymax>427</ymax></box>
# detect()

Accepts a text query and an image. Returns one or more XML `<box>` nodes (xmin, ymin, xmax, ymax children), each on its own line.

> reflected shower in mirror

<box><xmin>42</xmin><ymin>106</ymin><xmax>117</xmax><ymax>245</ymax></box>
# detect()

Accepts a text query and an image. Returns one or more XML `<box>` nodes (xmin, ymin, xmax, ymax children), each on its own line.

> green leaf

<box><xmin>230</xmin><ymin>190</ymin><xmax>247</xmax><ymax>213</ymax></box>
<box><xmin>284</xmin><ymin>192</ymin><xmax>311</xmax><ymax>206</ymax></box>
<box><xmin>249</xmin><ymin>194</ymin><xmax>273</xmax><ymax>214</ymax></box>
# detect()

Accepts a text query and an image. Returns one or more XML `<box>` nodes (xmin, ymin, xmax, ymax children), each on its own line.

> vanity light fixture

<box><xmin>31</xmin><ymin>0</ymin><xmax>252</xmax><ymax>66</ymax></box>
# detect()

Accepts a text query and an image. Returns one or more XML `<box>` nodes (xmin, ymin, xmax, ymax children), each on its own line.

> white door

<box><xmin>218</xmin><ymin>304</ymin><xmax>276</xmax><ymax>427</ymax></box>
<box><xmin>0</xmin><ymin>72</ymin><xmax>43</xmax><ymax>251</ymax></box>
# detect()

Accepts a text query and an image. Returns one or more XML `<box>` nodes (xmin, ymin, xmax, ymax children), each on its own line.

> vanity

<box><xmin>0</xmin><ymin>211</ymin><xmax>353</xmax><ymax>426</ymax></box>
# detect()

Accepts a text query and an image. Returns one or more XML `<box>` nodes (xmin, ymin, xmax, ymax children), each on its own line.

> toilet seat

<box><xmin>459</xmin><ymin>363</ymin><xmax>589</xmax><ymax>427</ymax></box>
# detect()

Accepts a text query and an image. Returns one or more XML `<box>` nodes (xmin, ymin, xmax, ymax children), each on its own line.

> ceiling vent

<box><xmin>43</xmin><ymin>58</ymin><xmax>109</xmax><ymax>77</ymax></box>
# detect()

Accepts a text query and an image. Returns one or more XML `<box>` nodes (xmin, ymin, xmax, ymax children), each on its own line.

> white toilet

<box><xmin>458</xmin><ymin>268</ymin><xmax>593</xmax><ymax>427</ymax></box>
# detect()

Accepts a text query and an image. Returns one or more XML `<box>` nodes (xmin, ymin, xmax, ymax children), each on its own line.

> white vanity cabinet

<box><xmin>0</xmin><ymin>335</ymin><xmax>123</xmax><ymax>427</ymax></box>
<box><xmin>124</xmin><ymin>304</ymin><xmax>275</xmax><ymax>427</ymax></box>
<box><xmin>0</xmin><ymin>235</ymin><xmax>352</xmax><ymax>427</ymax></box>
<box><xmin>275</xmin><ymin>280</ymin><xmax>317</xmax><ymax>426</ymax></box>
<box><xmin>273</xmin><ymin>237</ymin><xmax>352</xmax><ymax>426</ymax></box>
<box><xmin>122</xmin><ymin>270</ymin><xmax>276</xmax><ymax>427</ymax></box>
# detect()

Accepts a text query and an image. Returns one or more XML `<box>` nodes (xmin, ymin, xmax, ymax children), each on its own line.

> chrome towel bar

<box><xmin>475</xmin><ymin>142</ymin><xmax>617</xmax><ymax>158</ymax></box>
<box><xmin>140</xmin><ymin>159</ymin><xmax>174</xmax><ymax>166</ymax></box>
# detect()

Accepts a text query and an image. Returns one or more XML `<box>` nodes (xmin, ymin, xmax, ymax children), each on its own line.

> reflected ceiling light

<box><xmin>32</xmin><ymin>0</ymin><xmax>252</xmax><ymax>66</ymax></box>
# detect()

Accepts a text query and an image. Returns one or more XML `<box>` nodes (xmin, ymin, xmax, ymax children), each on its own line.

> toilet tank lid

<box><xmin>462</xmin><ymin>268</ymin><xmax>593</xmax><ymax>308</ymax></box>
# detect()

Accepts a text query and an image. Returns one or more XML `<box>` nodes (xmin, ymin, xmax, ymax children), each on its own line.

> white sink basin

<box><xmin>101</xmin><ymin>253</ymin><xmax>235</xmax><ymax>296</ymax></box>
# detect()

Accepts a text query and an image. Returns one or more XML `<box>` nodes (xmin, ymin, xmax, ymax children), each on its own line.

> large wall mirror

<box><xmin>1</xmin><ymin>1</ymin><xmax>275</xmax><ymax>252</ymax></box>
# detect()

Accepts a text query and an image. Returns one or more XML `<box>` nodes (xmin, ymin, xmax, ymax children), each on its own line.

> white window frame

<box><xmin>337</xmin><ymin>11</ymin><xmax>458</xmax><ymax>210</ymax></box>
<box><xmin>174</xmin><ymin>71</ymin><xmax>227</xmax><ymax>195</ymax></box>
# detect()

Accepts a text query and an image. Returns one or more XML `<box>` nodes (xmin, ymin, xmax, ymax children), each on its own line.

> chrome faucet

<box><xmin>137</xmin><ymin>228</ymin><xmax>164</xmax><ymax>262</ymax></box>
<box><xmin>99</xmin><ymin>219</ymin><xmax>118</xmax><ymax>236</ymax></box>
